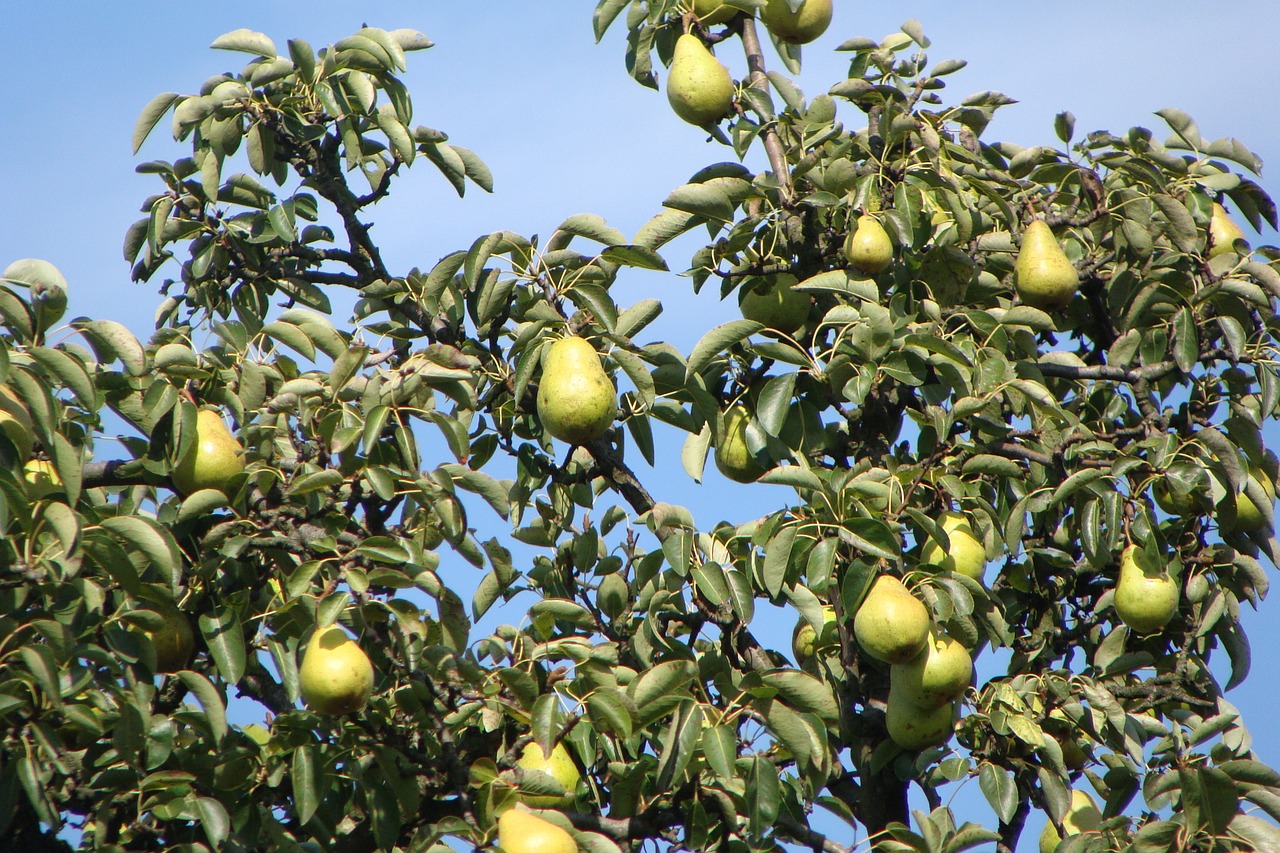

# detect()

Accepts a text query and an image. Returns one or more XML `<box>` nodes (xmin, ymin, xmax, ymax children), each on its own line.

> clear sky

<box><xmin>4</xmin><ymin>0</ymin><xmax>1280</xmax><ymax>842</ymax></box>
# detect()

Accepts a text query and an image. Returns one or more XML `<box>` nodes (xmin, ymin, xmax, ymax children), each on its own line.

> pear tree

<box><xmin>3</xmin><ymin>5</ymin><xmax>1280</xmax><ymax>853</ymax></box>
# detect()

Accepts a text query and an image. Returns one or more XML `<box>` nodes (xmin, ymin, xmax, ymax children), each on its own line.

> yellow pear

<box><xmin>1233</xmin><ymin>465</ymin><xmax>1275</xmax><ymax>532</ymax></box>
<box><xmin>0</xmin><ymin>386</ymin><xmax>34</xmax><ymax>462</ymax></box>
<box><xmin>885</xmin><ymin>694</ymin><xmax>954</xmax><ymax>751</ymax></box>
<box><xmin>172</xmin><ymin>408</ymin><xmax>245</xmax><ymax>496</ymax></box>
<box><xmin>1015</xmin><ymin>219</ymin><xmax>1078</xmax><ymax>310</ymax></box>
<box><xmin>1207</xmin><ymin>202</ymin><xmax>1247</xmax><ymax>258</ymax></box>
<box><xmin>714</xmin><ymin>404</ymin><xmax>764</xmax><ymax>483</ymax></box>
<box><xmin>516</xmin><ymin>741</ymin><xmax>582</xmax><ymax>807</ymax></box>
<box><xmin>666</xmin><ymin>34</ymin><xmax>735</xmax><ymax>127</ymax></box>
<box><xmin>889</xmin><ymin>631</ymin><xmax>972</xmax><ymax>710</ymax></box>
<box><xmin>738</xmin><ymin>274</ymin><xmax>809</xmax><ymax>333</ymax></box>
<box><xmin>760</xmin><ymin>0</ymin><xmax>832</xmax><ymax>44</ymax></box>
<box><xmin>23</xmin><ymin>459</ymin><xmax>61</xmax><ymax>499</ymax></box>
<box><xmin>141</xmin><ymin>601</ymin><xmax>195</xmax><ymax>673</ymax></box>
<box><xmin>536</xmin><ymin>336</ymin><xmax>616</xmax><ymax>445</ymax></box>
<box><xmin>919</xmin><ymin>512</ymin><xmax>987</xmax><ymax>582</ymax></box>
<box><xmin>1039</xmin><ymin>789</ymin><xmax>1102</xmax><ymax>853</ymax></box>
<box><xmin>299</xmin><ymin>626</ymin><xmax>375</xmax><ymax>715</ymax></box>
<box><xmin>792</xmin><ymin>605</ymin><xmax>836</xmax><ymax>663</ymax></box>
<box><xmin>853</xmin><ymin>575</ymin><xmax>930</xmax><ymax>664</ymax></box>
<box><xmin>1113</xmin><ymin>545</ymin><xmax>1179</xmax><ymax>634</ymax></box>
<box><xmin>497</xmin><ymin>808</ymin><xmax>577</xmax><ymax>853</ymax></box>
<box><xmin>693</xmin><ymin>0</ymin><xmax>751</xmax><ymax>25</ymax></box>
<box><xmin>844</xmin><ymin>217</ymin><xmax>894</xmax><ymax>275</ymax></box>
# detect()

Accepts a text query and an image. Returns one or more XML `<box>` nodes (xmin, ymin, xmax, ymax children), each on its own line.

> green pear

<box><xmin>889</xmin><ymin>631</ymin><xmax>972</xmax><ymax>710</ymax></box>
<box><xmin>919</xmin><ymin>512</ymin><xmax>987</xmax><ymax>582</ymax></box>
<box><xmin>666</xmin><ymin>34</ymin><xmax>735</xmax><ymax>126</ymax></box>
<box><xmin>141</xmin><ymin>601</ymin><xmax>195</xmax><ymax>673</ymax></box>
<box><xmin>1039</xmin><ymin>789</ymin><xmax>1102</xmax><ymax>853</ymax></box>
<box><xmin>792</xmin><ymin>605</ymin><xmax>836</xmax><ymax>663</ymax></box>
<box><xmin>516</xmin><ymin>741</ymin><xmax>582</xmax><ymax>807</ymax></box>
<box><xmin>0</xmin><ymin>386</ymin><xmax>34</xmax><ymax>463</ymax></box>
<box><xmin>1233</xmin><ymin>465</ymin><xmax>1275</xmax><ymax>531</ymax></box>
<box><xmin>23</xmin><ymin>459</ymin><xmax>61</xmax><ymax>499</ymax></box>
<box><xmin>760</xmin><ymin>0</ymin><xmax>832</xmax><ymax>44</ymax></box>
<box><xmin>844</xmin><ymin>217</ymin><xmax>894</xmax><ymax>275</ymax></box>
<box><xmin>1015</xmin><ymin>219</ymin><xmax>1078</xmax><ymax>310</ymax></box>
<box><xmin>1208</xmin><ymin>202</ymin><xmax>1247</xmax><ymax>258</ymax></box>
<box><xmin>853</xmin><ymin>575</ymin><xmax>930</xmax><ymax>664</ymax></box>
<box><xmin>1114</xmin><ymin>545</ymin><xmax>1179</xmax><ymax>634</ymax></box>
<box><xmin>715</xmin><ymin>404</ymin><xmax>765</xmax><ymax>483</ymax></box>
<box><xmin>885</xmin><ymin>694</ymin><xmax>954</xmax><ymax>751</ymax></box>
<box><xmin>738</xmin><ymin>274</ymin><xmax>809</xmax><ymax>333</ymax></box>
<box><xmin>536</xmin><ymin>336</ymin><xmax>616</xmax><ymax>445</ymax></box>
<box><xmin>693</xmin><ymin>0</ymin><xmax>751</xmax><ymax>25</ymax></box>
<box><xmin>299</xmin><ymin>626</ymin><xmax>375</xmax><ymax>715</ymax></box>
<box><xmin>497</xmin><ymin>808</ymin><xmax>577</xmax><ymax>853</ymax></box>
<box><xmin>1153</xmin><ymin>479</ymin><xmax>1203</xmax><ymax>517</ymax></box>
<box><xmin>172</xmin><ymin>408</ymin><xmax>245</xmax><ymax>496</ymax></box>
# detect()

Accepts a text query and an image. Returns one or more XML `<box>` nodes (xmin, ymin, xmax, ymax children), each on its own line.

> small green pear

<box><xmin>299</xmin><ymin>626</ymin><xmax>375</xmax><ymax>715</ymax></box>
<box><xmin>760</xmin><ymin>0</ymin><xmax>832</xmax><ymax>44</ymax></box>
<box><xmin>844</xmin><ymin>217</ymin><xmax>894</xmax><ymax>275</ymax></box>
<box><xmin>1114</xmin><ymin>545</ymin><xmax>1179</xmax><ymax>634</ymax></box>
<box><xmin>0</xmin><ymin>386</ymin><xmax>34</xmax><ymax>463</ymax></box>
<box><xmin>889</xmin><ymin>631</ymin><xmax>972</xmax><ymax>710</ymax></box>
<box><xmin>792</xmin><ymin>605</ymin><xmax>837</xmax><ymax>663</ymax></box>
<box><xmin>536</xmin><ymin>336</ymin><xmax>616</xmax><ymax>445</ymax></box>
<box><xmin>919</xmin><ymin>512</ymin><xmax>987</xmax><ymax>582</ymax></box>
<box><xmin>1153</xmin><ymin>478</ymin><xmax>1203</xmax><ymax>517</ymax></box>
<box><xmin>715</xmin><ymin>404</ymin><xmax>765</xmax><ymax>483</ymax></box>
<box><xmin>853</xmin><ymin>575</ymin><xmax>930</xmax><ymax>664</ymax></box>
<box><xmin>497</xmin><ymin>808</ymin><xmax>577</xmax><ymax>853</ymax></box>
<box><xmin>693</xmin><ymin>0</ymin><xmax>751</xmax><ymax>25</ymax></box>
<box><xmin>666</xmin><ymin>34</ymin><xmax>735</xmax><ymax>127</ymax></box>
<box><xmin>738</xmin><ymin>274</ymin><xmax>809</xmax><ymax>333</ymax></box>
<box><xmin>1015</xmin><ymin>219</ymin><xmax>1078</xmax><ymax>310</ymax></box>
<box><xmin>1208</xmin><ymin>202</ymin><xmax>1247</xmax><ymax>258</ymax></box>
<box><xmin>141</xmin><ymin>601</ymin><xmax>196</xmax><ymax>673</ymax></box>
<box><xmin>1233</xmin><ymin>465</ymin><xmax>1275</xmax><ymax>532</ymax></box>
<box><xmin>516</xmin><ymin>741</ymin><xmax>582</xmax><ymax>807</ymax></box>
<box><xmin>885</xmin><ymin>694</ymin><xmax>955</xmax><ymax>751</ymax></box>
<box><xmin>1039</xmin><ymin>789</ymin><xmax>1102</xmax><ymax>853</ymax></box>
<box><xmin>172</xmin><ymin>408</ymin><xmax>245</xmax><ymax>496</ymax></box>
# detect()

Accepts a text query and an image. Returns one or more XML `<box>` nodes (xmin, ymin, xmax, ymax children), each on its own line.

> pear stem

<box><xmin>737</xmin><ymin>17</ymin><xmax>794</xmax><ymax>205</ymax></box>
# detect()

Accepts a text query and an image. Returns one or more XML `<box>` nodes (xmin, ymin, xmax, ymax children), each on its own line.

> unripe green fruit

<box><xmin>667</xmin><ymin>34</ymin><xmax>735</xmax><ymax>127</ymax></box>
<box><xmin>693</xmin><ymin>0</ymin><xmax>750</xmax><ymax>25</ymax></box>
<box><xmin>1113</xmin><ymin>545</ymin><xmax>1179</xmax><ymax>634</ymax></box>
<box><xmin>1015</xmin><ymin>219</ymin><xmax>1078</xmax><ymax>310</ymax></box>
<box><xmin>516</xmin><ymin>741</ymin><xmax>582</xmax><ymax>807</ymax></box>
<box><xmin>536</xmin><ymin>336</ymin><xmax>616</xmax><ymax>445</ymax></box>
<box><xmin>23</xmin><ymin>459</ymin><xmax>61</xmax><ymax>499</ymax></box>
<box><xmin>853</xmin><ymin>575</ymin><xmax>930</xmax><ymax>664</ymax></box>
<box><xmin>889</xmin><ymin>631</ymin><xmax>972</xmax><ymax>710</ymax></box>
<box><xmin>1039</xmin><ymin>789</ymin><xmax>1102</xmax><ymax>853</ymax></box>
<box><xmin>299</xmin><ymin>626</ymin><xmax>375</xmax><ymax>715</ymax></box>
<box><xmin>1233</xmin><ymin>466</ymin><xmax>1275</xmax><ymax>532</ymax></box>
<box><xmin>844</xmin><ymin>217</ymin><xmax>894</xmax><ymax>275</ymax></box>
<box><xmin>738</xmin><ymin>274</ymin><xmax>808</xmax><ymax>333</ymax></box>
<box><xmin>141</xmin><ymin>601</ymin><xmax>195</xmax><ymax>673</ymax></box>
<box><xmin>919</xmin><ymin>511</ymin><xmax>987</xmax><ymax>582</ymax></box>
<box><xmin>715</xmin><ymin>404</ymin><xmax>764</xmax><ymax>483</ymax></box>
<box><xmin>497</xmin><ymin>808</ymin><xmax>576</xmax><ymax>853</ymax></box>
<box><xmin>885</xmin><ymin>695</ymin><xmax>954</xmax><ymax>751</ymax></box>
<box><xmin>792</xmin><ymin>605</ymin><xmax>836</xmax><ymax>663</ymax></box>
<box><xmin>172</xmin><ymin>408</ymin><xmax>245</xmax><ymax>496</ymax></box>
<box><xmin>1208</xmin><ymin>202</ymin><xmax>1247</xmax><ymax>258</ymax></box>
<box><xmin>760</xmin><ymin>0</ymin><xmax>832</xmax><ymax>44</ymax></box>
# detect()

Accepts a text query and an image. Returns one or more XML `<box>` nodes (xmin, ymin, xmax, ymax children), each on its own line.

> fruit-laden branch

<box><xmin>737</xmin><ymin>17</ymin><xmax>795</xmax><ymax>206</ymax></box>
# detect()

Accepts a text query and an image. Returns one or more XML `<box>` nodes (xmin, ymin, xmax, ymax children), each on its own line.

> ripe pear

<box><xmin>889</xmin><ymin>631</ymin><xmax>972</xmax><ymax>710</ymax></box>
<box><xmin>885</xmin><ymin>694</ymin><xmax>955</xmax><ymax>751</ymax></box>
<box><xmin>1233</xmin><ymin>465</ymin><xmax>1275</xmax><ymax>532</ymax></box>
<box><xmin>0</xmin><ymin>386</ymin><xmax>34</xmax><ymax>462</ymax></box>
<box><xmin>844</xmin><ymin>217</ymin><xmax>894</xmax><ymax>276</ymax></box>
<box><xmin>172</xmin><ymin>408</ymin><xmax>245</xmax><ymax>496</ymax></box>
<box><xmin>715</xmin><ymin>404</ymin><xmax>764</xmax><ymax>483</ymax></box>
<box><xmin>497</xmin><ymin>808</ymin><xmax>577</xmax><ymax>853</ymax></box>
<box><xmin>1015</xmin><ymin>219</ymin><xmax>1078</xmax><ymax>310</ymax></box>
<box><xmin>142</xmin><ymin>601</ymin><xmax>195</xmax><ymax>673</ymax></box>
<box><xmin>299</xmin><ymin>626</ymin><xmax>375</xmax><ymax>715</ymax></box>
<box><xmin>666</xmin><ymin>34</ymin><xmax>735</xmax><ymax>127</ymax></box>
<box><xmin>1039</xmin><ymin>789</ymin><xmax>1102</xmax><ymax>853</ymax></box>
<box><xmin>1207</xmin><ymin>202</ymin><xmax>1247</xmax><ymax>258</ymax></box>
<box><xmin>919</xmin><ymin>512</ymin><xmax>987</xmax><ymax>582</ymax></box>
<box><xmin>853</xmin><ymin>575</ymin><xmax>930</xmax><ymax>664</ymax></box>
<box><xmin>23</xmin><ymin>459</ymin><xmax>61</xmax><ymax>499</ymax></box>
<box><xmin>760</xmin><ymin>0</ymin><xmax>832</xmax><ymax>44</ymax></box>
<box><xmin>1113</xmin><ymin>545</ymin><xmax>1179</xmax><ymax>634</ymax></box>
<box><xmin>738</xmin><ymin>274</ymin><xmax>809</xmax><ymax>333</ymax></box>
<box><xmin>792</xmin><ymin>605</ymin><xmax>837</xmax><ymax>663</ymax></box>
<box><xmin>693</xmin><ymin>0</ymin><xmax>750</xmax><ymax>25</ymax></box>
<box><xmin>536</xmin><ymin>336</ymin><xmax>616</xmax><ymax>445</ymax></box>
<box><xmin>516</xmin><ymin>741</ymin><xmax>582</xmax><ymax>807</ymax></box>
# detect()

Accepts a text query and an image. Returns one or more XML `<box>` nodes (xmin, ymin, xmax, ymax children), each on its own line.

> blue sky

<box><xmin>4</xmin><ymin>0</ymin><xmax>1280</xmax><ymax>842</ymax></box>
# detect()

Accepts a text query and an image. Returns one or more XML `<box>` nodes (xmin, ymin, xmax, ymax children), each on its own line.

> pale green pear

<box><xmin>693</xmin><ymin>0</ymin><xmax>751</xmax><ymax>25</ymax></box>
<box><xmin>919</xmin><ymin>512</ymin><xmax>987</xmax><ymax>582</ymax></box>
<box><xmin>1015</xmin><ymin>219</ymin><xmax>1078</xmax><ymax>310</ymax></box>
<box><xmin>536</xmin><ymin>336</ymin><xmax>616</xmax><ymax>445</ymax></box>
<box><xmin>1234</xmin><ymin>465</ymin><xmax>1276</xmax><ymax>531</ymax></box>
<box><xmin>738</xmin><ymin>274</ymin><xmax>809</xmax><ymax>333</ymax></box>
<box><xmin>497</xmin><ymin>808</ymin><xmax>577</xmax><ymax>853</ymax></box>
<box><xmin>853</xmin><ymin>575</ymin><xmax>930</xmax><ymax>664</ymax></box>
<box><xmin>666</xmin><ymin>34</ymin><xmax>735</xmax><ymax>127</ymax></box>
<box><xmin>1113</xmin><ymin>545</ymin><xmax>1179</xmax><ymax>634</ymax></box>
<box><xmin>1039</xmin><ymin>789</ymin><xmax>1102</xmax><ymax>853</ymax></box>
<box><xmin>140</xmin><ymin>601</ymin><xmax>195</xmax><ymax>673</ymax></box>
<box><xmin>516</xmin><ymin>741</ymin><xmax>581</xmax><ymax>807</ymax></box>
<box><xmin>885</xmin><ymin>694</ymin><xmax>954</xmax><ymax>751</ymax></box>
<box><xmin>792</xmin><ymin>605</ymin><xmax>836</xmax><ymax>663</ymax></box>
<box><xmin>844</xmin><ymin>217</ymin><xmax>893</xmax><ymax>275</ymax></box>
<box><xmin>760</xmin><ymin>0</ymin><xmax>832</xmax><ymax>44</ymax></box>
<box><xmin>715</xmin><ymin>404</ymin><xmax>764</xmax><ymax>483</ymax></box>
<box><xmin>299</xmin><ymin>625</ymin><xmax>375</xmax><ymax>715</ymax></box>
<box><xmin>889</xmin><ymin>631</ymin><xmax>972</xmax><ymax>710</ymax></box>
<box><xmin>1208</xmin><ymin>202</ymin><xmax>1247</xmax><ymax>258</ymax></box>
<box><xmin>172</xmin><ymin>408</ymin><xmax>245</xmax><ymax>496</ymax></box>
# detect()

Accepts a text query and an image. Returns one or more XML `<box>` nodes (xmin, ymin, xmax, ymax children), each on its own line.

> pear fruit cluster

<box><xmin>919</xmin><ymin>511</ymin><xmax>987</xmax><ymax>582</ymax></box>
<box><xmin>516</xmin><ymin>741</ymin><xmax>581</xmax><ymax>807</ymax></box>
<box><xmin>666</xmin><ymin>34</ymin><xmax>735</xmax><ymax>127</ymax></box>
<box><xmin>1113</xmin><ymin>545</ymin><xmax>1179</xmax><ymax>634</ymax></box>
<box><xmin>715</xmin><ymin>404</ymin><xmax>765</xmax><ymax>483</ymax></box>
<box><xmin>497</xmin><ymin>808</ymin><xmax>576</xmax><ymax>853</ymax></box>
<box><xmin>1015</xmin><ymin>219</ymin><xmax>1078</xmax><ymax>310</ymax></box>
<box><xmin>299</xmin><ymin>625</ymin><xmax>375</xmax><ymax>715</ymax></box>
<box><xmin>760</xmin><ymin>0</ymin><xmax>832</xmax><ymax>44</ymax></box>
<box><xmin>885</xmin><ymin>630</ymin><xmax>970</xmax><ymax>750</ymax></box>
<box><xmin>844</xmin><ymin>216</ymin><xmax>893</xmax><ymax>276</ymax></box>
<box><xmin>172</xmin><ymin>408</ymin><xmax>245</xmax><ymax>496</ymax></box>
<box><xmin>536</xmin><ymin>336</ymin><xmax>616</xmax><ymax>445</ymax></box>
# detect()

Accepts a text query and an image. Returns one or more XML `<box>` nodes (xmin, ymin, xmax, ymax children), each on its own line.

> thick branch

<box><xmin>737</xmin><ymin>17</ymin><xmax>794</xmax><ymax>205</ymax></box>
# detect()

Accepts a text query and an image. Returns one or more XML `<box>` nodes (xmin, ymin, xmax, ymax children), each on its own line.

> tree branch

<box><xmin>737</xmin><ymin>17</ymin><xmax>794</xmax><ymax>206</ymax></box>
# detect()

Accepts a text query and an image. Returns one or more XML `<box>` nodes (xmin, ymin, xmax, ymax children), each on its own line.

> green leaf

<box><xmin>600</xmin><ymin>245</ymin><xmax>668</xmax><ymax>271</ymax></box>
<box><xmin>686</xmin><ymin>319</ymin><xmax>762</xmax><ymax>379</ymax></box>
<box><xmin>195</xmin><ymin>797</ymin><xmax>231</xmax><ymax>849</ymax></box>
<box><xmin>978</xmin><ymin>763</ymin><xmax>1017</xmax><ymax>824</ymax></box>
<box><xmin>663</xmin><ymin>183</ymin><xmax>735</xmax><ymax>223</ymax></box>
<box><xmin>178</xmin><ymin>671</ymin><xmax>229</xmax><ymax>743</ymax></box>
<box><xmin>210</xmin><ymin>28</ymin><xmax>277</xmax><ymax>56</ymax></box>
<box><xmin>132</xmin><ymin>93</ymin><xmax>180</xmax><ymax>153</ymax></box>
<box><xmin>199</xmin><ymin>607</ymin><xmax>246</xmax><ymax>686</ymax></box>
<box><xmin>100</xmin><ymin>517</ymin><xmax>181</xmax><ymax>589</ymax></box>
<box><xmin>292</xmin><ymin>744</ymin><xmax>319</xmax><ymax>823</ymax></box>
